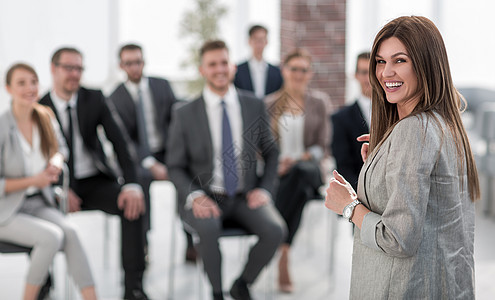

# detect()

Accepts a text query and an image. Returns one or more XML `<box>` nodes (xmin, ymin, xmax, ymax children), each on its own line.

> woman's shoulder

<box><xmin>397</xmin><ymin>111</ymin><xmax>444</xmax><ymax>129</ymax></box>
<box><xmin>0</xmin><ymin>109</ymin><xmax>14</xmax><ymax>127</ymax></box>
<box><xmin>264</xmin><ymin>90</ymin><xmax>284</xmax><ymax>106</ymax></box>
<box><xmin>0</xmin><ymin>110</ymin><xmax>14</xmax><ymax>142</ymax></box>
<box><xmin>306</xmin><ymin>89</ymin><xmax>332</xmax><ymax>114</ymax></box>
<box><xmin>391</xmin><ymin>112</ymin><xmax>446</xmax><ymax>145</ymax></box>
<box><xmin>307</xmin><ymin>89</ymin><xmax>331</xmax><ymax>102</ymax></box>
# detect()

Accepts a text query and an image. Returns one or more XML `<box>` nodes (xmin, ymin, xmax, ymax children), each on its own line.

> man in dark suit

<box><xmin>39</xmin><ymin>47</ymin><xmax>148</xmax><ymax>300</ymax></box>
<box><xmin>167</xmin><ymin>40</ymin><xmax>286</xmax><ymax>300</ymax></box>
<box><xmin>331</xmin><ymin>52</ymin><xmax>371</xmax><ymax>190</ymax></box>
<box><xmin>234</xmin><ymin>25</ymin><xmax>283</xmax><ymax>99</ymax></box>
<box><xmin>107</xmin><ymin>44</ymin><xmax>193</xmax><ymax>260</ymax></box>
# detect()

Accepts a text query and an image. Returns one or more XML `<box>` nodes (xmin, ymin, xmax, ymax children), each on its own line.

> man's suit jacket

<box><xmin>108</xmin><ymin>77</ymin><xmax>176</xmax><ymax>163</ymax></box>
<box><xmin>331</xmin><ymin>101</ymin><xmax>369</xmax><ymax>190</ymax></box>
<box><xmin>167</xmin><ymin>89</ymin><xmax>279</xmax><ymax>216</ymax></box>
<box><xmin>39</xmin><ymin>87</ymin><xmax>138</xmax><ymax>184</ymax></box>
<box><xmin>0</xmin><ymin>108</ymin><xmax>67</xmax><ymax>224</ymax></box>
<box><xmin>234</xmin><ymin>61</ymin><xmax>283</xmax><ymax>97</ymax></box>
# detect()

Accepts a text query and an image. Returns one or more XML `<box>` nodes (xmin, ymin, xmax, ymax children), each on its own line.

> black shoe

<box><xmin>185</xmin><ymin>246</ymin><xmax>197</xmax><ymax>263</ymax></box>
<box><xmin>213</xmin><ymin>291</ymin><xmax>224</xmax><ymax>300</ymax></box>
<box><xmin>124</xmin><ymin>288</ymin><xmax>149</xmax><ymax>300</ymax></box>
<box><xmin>230</xmin><ymin>278</ymin><xmax>252</xmax><ymax>300</ymax></box>
<box><xmin>37</xmin><ymin>272</ymin><xmax>52</xmax><ymax>300</ymax></box>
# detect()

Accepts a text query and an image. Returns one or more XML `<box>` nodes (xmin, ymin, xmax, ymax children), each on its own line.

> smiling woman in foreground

<box><xmin>325</xmin><ymin>16</ymin><xmax>480</xmax><ymax>299</ymax></box>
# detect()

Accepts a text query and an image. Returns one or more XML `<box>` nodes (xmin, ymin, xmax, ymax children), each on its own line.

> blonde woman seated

<box><xmin>265</xmin><ymin>49</ymin><xmax>330</xmax><ymax>293</ymax></box>
<box><xmin>0</xmin><ymin>63</ymin><xmax>97</xmax><ymax>300</ymax></box>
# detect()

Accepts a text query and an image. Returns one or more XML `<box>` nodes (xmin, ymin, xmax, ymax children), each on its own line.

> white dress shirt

<box><xmin>17</xmin><ymin>125</ymin><xmax>45</xmax><ymax>195</ymax></box>
<box><xmin>278</xmin><ymin>113</ymin><xmax>305</xmax><ymax>160</ymax></box>
<box><xmin>50</xmin><ymin>91</ymin><xmax>98</xmax><ymax>179</ymax></box>
<box><xmin>203</xmin><ymin>85</ymin><xmax>244</xmax><ymax>192</ymax></box>
<box><xmin>248</xmin><ymin>58</ymin><xmax>268</xmax><ymax>99</ymax></box>
<box><xmin>185</xmin><ymin>85</ymin><xmax>244</xmax><ymax>208</ymax></box>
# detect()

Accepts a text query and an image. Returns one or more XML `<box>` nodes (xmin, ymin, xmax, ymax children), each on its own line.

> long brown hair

<box><xmin>368</xmin><ymin>16</ymin><xmax>480</xmax><ymax>201</ymax></box>
<box><xmin>6</xmin><ymin>63</ymin><xmax>59</xmax><ymax>159</ymax></box>
<box><xmin>268</xmin><ymin>48</ymin><xmax>312</xmax><ymax>140</ymax></box>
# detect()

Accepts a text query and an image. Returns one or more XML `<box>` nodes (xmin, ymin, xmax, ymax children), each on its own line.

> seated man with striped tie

<box><xmin>167</xmin><ymin>40</ymin><xmax>287</xmax><ymax>300</ymax></box>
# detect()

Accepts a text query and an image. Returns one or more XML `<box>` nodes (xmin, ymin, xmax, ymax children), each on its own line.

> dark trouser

<box><xmin>73</xmin><ymin>173</ymin><xmax>146</xmax><ymax>291</ymax></box>
<box><xmin>275</xmin><ymin>160</ymin><xmax>322</xmax><ymax>245</ymax></box>
<box><xmin>183</xmin><ymin>193</ymin><xmax>287</xmax><ymax>294</ymax></box>
<box><xmin>140</xmin><ymin>149</ymin><xmax>194</xmax><ymax>248</ymax></box>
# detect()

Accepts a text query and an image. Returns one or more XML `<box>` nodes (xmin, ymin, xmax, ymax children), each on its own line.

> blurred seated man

<box><xmin>167</xmin><ymin>40</ymin><xmax>286</xmax><ymax>300</ymax></box>
<box><xmin>107</xmin><ymin>44</ymin><xmax>198</xmax><ymax>262</ymax></box>
<box><xmin>39</xmin><ymin>47</ymin><xmax>148</xmax><ymax>300</ymax></box>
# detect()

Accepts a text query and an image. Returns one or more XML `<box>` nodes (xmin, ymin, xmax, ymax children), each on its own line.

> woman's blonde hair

<box><xmin>6</xmin><ymin>63</ymin><xmax>59</xmax><ymax>159</ymax></box>
<box><xmin>368</xmin><ymin>16</ymin><xmax>480</xmax><ymax>201</ymax></box>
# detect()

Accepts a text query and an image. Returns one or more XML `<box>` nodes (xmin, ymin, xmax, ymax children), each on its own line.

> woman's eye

<box><xmin>376</xmin><ymin>59</ymin><xmax>385</xmax><ymax>64</ymax></box>
<box><xmin>396</xmin><ymin>58</ymin><xmax>406</xmax><ymax>63</ymax></box>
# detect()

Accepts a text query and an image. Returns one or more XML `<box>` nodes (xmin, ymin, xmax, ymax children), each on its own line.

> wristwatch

<box><xmin>343</xmin><ymin>199</ymin><xmax>361</xmax><ymax>223</ymax></box>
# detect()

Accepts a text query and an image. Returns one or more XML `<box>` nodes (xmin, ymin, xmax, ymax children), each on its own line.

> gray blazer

<box><xmin>167</xmin><ymin>89</ymin><xmax>279</xmax><ymax>216</ymax></box>
<box><xmin>351</xmin><ymin>113</ymin><xmax>475</xmax><ymax>299</ymax></box>
<box><xmin>0</xmin><ymin>109</ymin><xmax>67</xmax><ymax>225</ymax></box>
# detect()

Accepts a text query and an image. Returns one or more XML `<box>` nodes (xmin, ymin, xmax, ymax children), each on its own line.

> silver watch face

<box><xmin>343</xmin><ymin>206</ymin><xmax>352</xmax><ymax>219</ymax></box>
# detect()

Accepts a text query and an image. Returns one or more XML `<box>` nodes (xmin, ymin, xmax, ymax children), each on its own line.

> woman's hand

<box><xmin>33</xmin><ymin>163</ymin><xmax>61</xmax><ymax>188</ymax></box>
<box><xmin>278</xmin><ymin>157</ymin><xmax>295</xmax><ymax>176</ymax></box>
<box><xmin>325</xmin><ymin>170</ymin><xmax>357</xmax><ymax>215</ymax></box>
<box><xmin>357</xmin><ymin>134</ymin><xmax>370</xmax><ymax>162</ymax></box>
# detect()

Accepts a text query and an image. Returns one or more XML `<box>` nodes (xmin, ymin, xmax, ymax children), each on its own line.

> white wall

<box><xmin>0</xmin><ymin>0</ymin><xmax>281</xmax><ymax>110</ymax></box>
<box><xmin>0</xmin><ymin>0</ymin><xmax>118</xmax><ymax>111</ymax></box>
<box><xmin>1</xmin><ymin>0</ymin><xmax>494</xmax><ymax>110</ymax></box>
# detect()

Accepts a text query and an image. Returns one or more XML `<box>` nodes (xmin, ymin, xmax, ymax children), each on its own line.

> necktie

<box><xmin>221</xmin><ymin>100</ymin><xmax>238</xmax><ymax>197</ymax></box>
<box><xmin>136</xmin><ymin>88</ymin><xmax>150</xmax><ymax>157</ymax></box>
<box><xmin>66</xmin><ymin>105</ymin><xmax>75</xmax><ymax>185</ymax></box>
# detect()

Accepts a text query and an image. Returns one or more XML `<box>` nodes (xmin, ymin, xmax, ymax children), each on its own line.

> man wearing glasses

<box><xmin>108</xmin><ymin>44</ymin><xmax>187</xmax><ymax>262</ymax></box>
<box><xmin>39</xmin><ymin>47</ymin><xmax>149</xmax><ymax>300</ymax></box>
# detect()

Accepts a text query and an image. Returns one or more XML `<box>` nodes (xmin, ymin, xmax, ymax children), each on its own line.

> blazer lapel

<box><xmin>148</xmin><ymin>78</ymin><xmax>161</xmax><ymax>111</ymax></box>
<box><xmin>6</xmin><ymin>111</ymin><xmax>26</xmax><ymax>177</ymax></box>
<box><xmin>238</xmin><ymin>94</ymin><xmax>252</xmax><ymax>162</ymax></box>
<box><xmin>244</xmin><ymin>65</ymin><xmax>254</xmax><ymax>92</ymax></box>
<box><xmin>76</xmin><ymin>89</ymin><xmax>88</xmax><ymax>142</ymax></box>
<box><xmin>352</xmin><ymin>101</ymin><xmax>369</xmax><ymax>131</ymax></box>
<box><xmin>195</xmin><ymin>96</ymin><xmax>214</xmax><ymax>165</ymax></box>
<box><xmin>118</xmin><ymin>84</ymin><xmax>137</xmax><ymax>125</ymax></box>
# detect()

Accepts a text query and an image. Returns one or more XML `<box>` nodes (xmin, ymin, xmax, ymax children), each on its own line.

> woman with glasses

<box><xmin>265</xmin><ymin>48</ymin><xmax>330</xmax><ymax>293</ymax></box>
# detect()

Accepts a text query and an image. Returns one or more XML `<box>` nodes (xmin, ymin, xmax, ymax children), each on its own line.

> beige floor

<box><xmin>1</xmin><ymin>180</ymin><xmax>494</xmax><ymax>299</ymax></box>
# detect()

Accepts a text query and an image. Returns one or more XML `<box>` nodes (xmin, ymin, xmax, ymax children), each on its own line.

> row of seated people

<box><xmin>0</xmin><ymin>26</ymin><xmax>369</xmax><ymax>300</ymax></box>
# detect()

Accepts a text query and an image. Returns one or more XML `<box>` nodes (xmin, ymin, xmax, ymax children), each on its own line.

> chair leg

<box><xmin>103</xmin><ymin>215</ymin><xmax>111</xmax><ymax>270</ymax></box>
<box><xmin>167</xmin><ymin>210</ymin><xmax>177</xmax><ymax>299</ymax></box>
<box><xmin>327</xmin><ymin>211</ymin><xmax>338</xmax><ymax>292</ymax></box>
